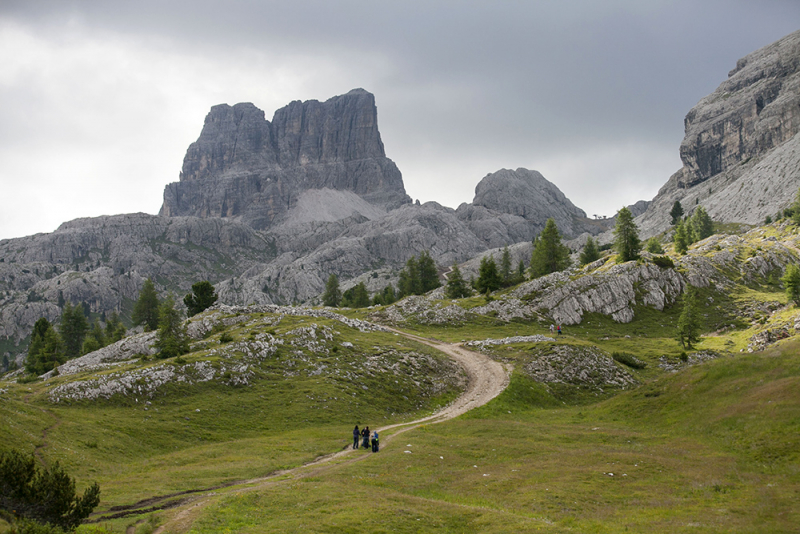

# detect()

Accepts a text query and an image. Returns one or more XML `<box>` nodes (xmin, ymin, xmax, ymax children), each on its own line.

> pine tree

<box><xmin>445</xmin><ymin>263</ymin><xmax>471</xmax><ymax>299</ymax></box>
<box><xmin>132</xmin><ymin>278</ymin><xmax>160</xmax><ymax>331</ymax></box>
<box><xmin>397</xmin><ymin>256</ymin><xmax>421</xmax><ymax>297</ymax></box>
<box><xmin>674</xmin><ymin>220</ymin><xmax>689</xmax><ymax>254</ymax></box>
<box><xmin>322</xmin><ymin>274</ymin><xmax>342</xmax><ymax>307</ymax></box>
<box><xmin>59</xmin><ymin>301</ymin><xmax>88</xmax><ymax>359</ymax></box>
<box><xmin>417</xmin><ymin>250</ymin><xmax>441</xmax><ymax>293</ymax></box>
<box><xmin>782</xmin><ymin>263</ymin><xmax>800</xmax><ymax>306</ymax></box>
<box><xmin>645</xmin><ymin>237</ymin><xmax>665</xmax><ymax>254</ymax></box>
<box><xmin>792</xmin><ymin>187</ymin><xmax>800</xmax><ymax>226</ymax></box>
<box><xmin>382</xmin><ymin>284</ymin><xmax>397</xmax><ymax>305</ymax></box>
<box><xmin>81</xmin><ymin>319</ymin><xmax>106</xmax><ymax>355</ymax></box>
<box><xmin>155</xmin><ymin>295</ymin><xmax>189</xmax><ymax>359</ymax></box>
<box><xmin>690</xmin><ymin>205</ymin><xmax>713</xmax><ymax>241</ymax></box>
<box><xmin>613</xmin><ymin>207</ymin><xmax>641</xmax><ymax>263</ymax></box>
<box><xmin>530</xmin><ymin>218</ymin><xmax>571</xmax><ymax>277</ymax></box>
<box><xmin>25</xmin><ymin>318</ymin><xmax>65</xmax><ymax>375</ymax></box>
<box><xmin>670</xmin><ymin>200</ymin><xmax>684</xmax><ymax>225</ymax></box>
<box><xmin>677</xmin><ymin>286</ymin><xmax>702</xmax><ymax>349</ymax></box>
<box><xmin>184</xmin><ymin>280</ymin><xmax>218</xmax><ymax>317</ymax></box>
<box><xmin>499</xmin><ymin>246</ymin><xmax>512</xmax><ymax>286</ymax></box>
<box><xmin>104</xmin><ymin>311</ymin><xmax>126</xmax><ymax>343</ymax></box>
<box><xmin>342</xmin><ymin>282</ymin><xmax>370</xmax><ymax>308</ymax></box>
<box><xmin>579</xmin><ymin>236</ymin><xmax>601</xmax><ymax>266</ymax></box>
<box><xmin>0</xmin><ymin>448</ymin><xmax>101</xmax><ymax>531</ymax></box>
<box><xmin>475</xmin><ymin>256</ymin><xmax>501</xmax><ymax>294</ymax></box>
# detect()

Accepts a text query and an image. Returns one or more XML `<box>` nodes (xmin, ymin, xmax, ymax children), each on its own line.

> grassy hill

<box><xmin>2</xmin><ymin>222</ymin><xmax>800</xmax><ymax>533</ymax></box>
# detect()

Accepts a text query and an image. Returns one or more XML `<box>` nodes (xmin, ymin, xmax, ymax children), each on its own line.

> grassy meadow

<box><xmin>2</xmin><ymin>226</ymin><xmax>800</xmax><ymax>533</ymax></box>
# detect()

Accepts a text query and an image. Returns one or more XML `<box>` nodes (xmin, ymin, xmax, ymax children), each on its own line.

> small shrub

<box><xmin>611</xmin><ymin>351</ymin><xmax>647</xmax><ymax>369</ymax></box>
<box><xmin>219</xmin><ymin>332</ymin><xmax>234</xmax><ymax>344</ymax></box>
<box><xmin>652</xmin><ymin>255</ymin><xmax>675</xmax><ymax>269</ymax></box>
<box><xmin>174</xmin><ymin>356</ymin><xmax>186</xmax><ymax>365</ymax></box>
<box><xmin>17</xmin><ymin>374</ymin><xmax>40</xmax><ymax>384</ymax></box>
<box><xmin>680</xmin><ymin>351</ymin><xmax>688</xmax><ymax>362</ymax></box>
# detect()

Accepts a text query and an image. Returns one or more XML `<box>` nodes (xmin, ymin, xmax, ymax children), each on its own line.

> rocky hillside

<box><xmin>159</xmin><ymin>89</ymin><xmax>411</xmax><ymax>229</ymax></box>
<box><xmin>634</xmin><ymin>29</ymin><xmax>800</xmax><ymax>238</ymax></box>
<box><xmin>373</xmin><ymin>221</ymin><xmax>799</xmax><ymax>342</ymax></box>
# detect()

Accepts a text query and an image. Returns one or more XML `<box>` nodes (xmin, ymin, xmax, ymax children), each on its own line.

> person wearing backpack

<box><xmin>371</xmin><ymin>430</ymin><xmax>379</xmax><ymax>452</ymax></box>
<box><xmin>361</xmin><ymin>426</ymin><xmax>370</xmax><ymax>448</ymax></box>
<box><xmin>352</xmin><ymin>425</ymin><xmax>360</xmax><ymax>449</ymax></box>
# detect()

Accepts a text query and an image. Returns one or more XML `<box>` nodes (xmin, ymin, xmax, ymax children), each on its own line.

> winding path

<box><xmin>134</xmin><ymin>330</ymin><xmax>511</xmax><ymax>533</ymax></box>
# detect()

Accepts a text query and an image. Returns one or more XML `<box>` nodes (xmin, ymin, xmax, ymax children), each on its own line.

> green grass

<box><xmin>184</xmin><ymin>338</ymin><xmax>800</xmax><ymax>534</ymax></box>
<box><xmin>3</xmin><ymin>274</ymin><xmax>800</xmax><ymax>533</ymax></box>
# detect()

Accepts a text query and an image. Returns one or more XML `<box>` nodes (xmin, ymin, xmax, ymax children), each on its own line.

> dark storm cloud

<box><xmin>1</xmin><ymin>1</ymin><xmax>798</xmax><ymax>238</ymax></box>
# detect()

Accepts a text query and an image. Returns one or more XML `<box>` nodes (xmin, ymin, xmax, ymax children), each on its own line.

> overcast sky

<box><xmin>1</xmin><ymin>1</ymin><xmax>798</xmax><ymax>240</ymax></box>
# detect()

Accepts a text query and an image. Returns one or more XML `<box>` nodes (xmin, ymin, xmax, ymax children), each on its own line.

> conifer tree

<box><xmin>184</xmin><ymin>280</ymin><xmax>218</xmax><ymax>317</ymax></box>
<box><xmin>530</xmin><ymin>218</ymin><xmax>571</xmax><ymax>277</ymax></box>
<box><xmin>792</xmin><ymin>187</ymin><xmax>800</xmax><ymax>226</ymax></box>
<box><xmin>690</xmin><ymin>205</ymin><xmax>713</xmax><ymax>241</ymax></box>
<box><xmin>81</xmin><ymin>319</ymin><xmax>105</xmax><ymax>355</ymax></box>
<box><xmin>579</xmin><ymin>236</ymin><xmax>601</xmax><ymax>266</ymax></box>
<box><xmin>499</xmin><ymin>246</ymin><xmax>513</xmax><ymax>286</ymax></box>
<box><xmin>782</xmin><ymin>263</ymin><xmax>800</xmax><ymax>306</ymax></box>
<box><xmin>155</xmin><ymin>295</ymin><xmax>189</xmax><ymax>359</ymax></box>
<box><xmin>613</xmin><ymin>207</ymin><xmax>641</xmax><ymax>263</ymax></box>
<box><xmin>322</xmin><ymin>274</ymin><xmax>342</xmax><ymax>307</ymax></box>
<box><xmin>0</xmin><ymin>449</ymin><xmax>101</xmax><ymax>530</ymax></box>
<box><xmin>25</xmin><ymin>318</ymin><xmax>65</xmax><ymax>375</ymax></box>
<box><xmin>417</xmin><ymin>250</ymin><xmax>441</xmax><ymax>293</ymax></box>
<box><xmin>382</xmin><ymin>284</ymin><xmax>397</xmax><ymax>305</ymax></box>
<box><xmin>475</xmin><ymin>256</ymin><xmax>501</xmax><ymax>293</ymax></box>
<box><xmin>445</xmin><ymin>263</ymin><xmax>471</xmax><ymax>299</ymax></box>
<box><xmin>677</xmin><ymin>286</ymin><xmax>702</xmax><ymax>349</ymax></box>
<box><xmin>670</xmin><ymin>200</ymin><xmax>684</xmax><ymax>225</ymax></box>
<box><xmin>104</xmin><ymin>311</ymin><xmax>126</xmax><ymax>343</ymax></box>
<box><xmin>674</xmin><ymin>220</ymin><xmax>689</xmax><ymax>254</ymax></box>
<box><xmin>132</xmin><ymin>278</ymin><xmax>160</xmax><ymax>331</ymax></box>
<box><xmin>342</xmin><ymin>282</ymin><xmax>370</xmax><ymax>308</ymax></box>
<box><xmin>645</xmin><ymin>237</ymin><xmax>665</xmax><ymax>254</ymax></box>
<box><xmin>397</xmin><ymin>256</ymin><xmax>421</xmax><ymax>297</ymax></box>
<box><xmin>59</xmin><ymin>301</ymin><xmax>88</xmax><ymax>359</ymax></box>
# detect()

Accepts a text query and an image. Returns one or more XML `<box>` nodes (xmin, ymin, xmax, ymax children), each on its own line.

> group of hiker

<box><xmin>549</xmin><ymin>324</ymin><xmax>562</xmax><ymax>335</ymax></box>
<box><xmin>353</xmin><ymin>425</ymin><xmax>379</xmax><ymax>452</ymax></box>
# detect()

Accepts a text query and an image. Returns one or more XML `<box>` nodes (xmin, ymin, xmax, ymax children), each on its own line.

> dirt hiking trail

<box><xmin>122</xmin><ymin>330</ymin><xmax>511</xmax><ymax>533</ymax></box>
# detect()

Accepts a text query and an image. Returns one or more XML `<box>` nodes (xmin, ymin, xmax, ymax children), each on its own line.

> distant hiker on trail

<box><xmin>353</xmin><ymin>425</ymin><xmax>360</xmax><ymax>449</ymax></box>
<box><xmin>362</xmin><ymin>426</ymin><xmax>370</xmax><ymax>448</ymax></box>
<box><xmin>371</xmin><ymin>430</ymin><xmax>379</xmax><ymax>453</ymax></box>
<box><xmin>549</xmin><ymin>324</ymin><xmax>555</xmax><ymax>334</ymax></box>
<box><xmin>557</xmin><ymin>324</ymin><xmax>562</xmax><ymax>335</ymax></box>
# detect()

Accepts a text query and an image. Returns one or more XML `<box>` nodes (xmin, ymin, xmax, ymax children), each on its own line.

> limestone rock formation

<box><xmin>634</xmin><ymin>29</ymin><xmax>800</xmax><ymax>238</ymax></box>
<box><xmin>160</xmin><ymin>89</ymin><xmax>411</xmax><ymax>229</ymax></box>
<box><xmin>0</xmin><ymin>213</ymin><xmax>273</xmax><ymax>347</ymax></box>
<box><xmin>470</xmin><ymin>168</ymin><xmax>606</xmax><ymax>238</ymax></box>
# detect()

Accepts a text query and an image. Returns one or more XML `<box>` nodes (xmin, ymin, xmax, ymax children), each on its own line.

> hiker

<box><xmin>549</xmin><ymin>324</ymin><xmax>555</xmax><ymax>334</ymax></box>
<box><xmin>371</xmin><ymin>430</ymin><xmax>379</xmax><ymax>453</ymax></box>
<box><xmin>362</xmin><ymin>426</ymin><xmax>370</xmax><ymax>448</ymax></box>
<box><xmin>352</xmin><ymin>425</ymin><xmax>360</xmax><ymax>449</ymax></box>
<box><xmin>557</xmin><ymin>324</ymin><xmax>562</xmax><ymax>335</ymax></box>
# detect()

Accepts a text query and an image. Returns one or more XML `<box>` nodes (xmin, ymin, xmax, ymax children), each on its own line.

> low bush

<box><xmin>611</xmin><ymin>351</ymin><xmax>647</xmax><ymax>369</ymax></box>
<box><xmin>652</xmin><ymin>255</ymin><xmax>675</xmax><ymax>269</ymax></box>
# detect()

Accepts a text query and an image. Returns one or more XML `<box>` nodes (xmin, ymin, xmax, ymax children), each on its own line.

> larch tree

<box><xmin>530</xmin><ymin>218</ymin><xmax>571</xmax><ymax>278</ymax></box>
<box><xmin>322</xmin><ymin>274</ymin><xmax>342</xmax><ymax>307</ymax></box>
<box><xmin>613</xmin><ymin>207</ymin><xmax>641</xmax><ymax>262</ymax></box>
<box><xmin>132</xmin><ymin>278</ymin><xmax>160</xmax><ymax>331</ymax></box>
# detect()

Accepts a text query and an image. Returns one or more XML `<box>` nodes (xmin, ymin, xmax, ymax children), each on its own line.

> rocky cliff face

<box><xmin>0</xmin><ymin>214</ymin><xmax>274</xmax><ymax>348</ymax></box>
<box><xmin>634</xmin><ymin>30</ymin><xmax>800</xmax><ymax>238</ymax></box>
<box><xmin>469</xmin><ymin>168</ymin><xmax>608</xmax><ymax>238</ymax></box>
<box><xmin>160</xmin><ymin>89</ymin><xmax>411</xmax><ymax>229</ymax></box>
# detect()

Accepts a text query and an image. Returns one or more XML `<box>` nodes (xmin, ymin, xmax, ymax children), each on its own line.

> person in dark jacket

<box><xmin>361</xmin><ymin>426</ymin><xmax>370</xmax><ymax>448</ymax></box>
<box><xmin>371</xmin><ymin>430</ymin><xmax>379</xmax><ymax>452</ymax></box>
<box><xmin>352</xmin><ymin>425</ymin><xmax>360</xmax><ymax>449</ymax></box>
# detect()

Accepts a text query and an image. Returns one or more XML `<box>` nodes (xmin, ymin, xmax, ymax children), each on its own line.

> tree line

<box><xmin>22</xmin><ymin>279</ymin><xmax>219</xmax><ymax>377</ymax></box>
